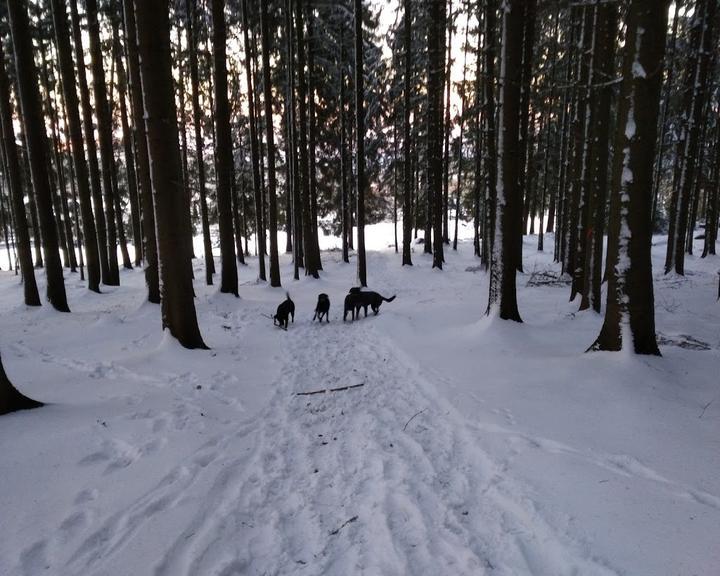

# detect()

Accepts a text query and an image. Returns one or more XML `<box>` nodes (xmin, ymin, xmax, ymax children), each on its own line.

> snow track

<box><xmin>37</xmin><ymin>315</ymin><xmax>618</xmax><ymax>576</ymax></box>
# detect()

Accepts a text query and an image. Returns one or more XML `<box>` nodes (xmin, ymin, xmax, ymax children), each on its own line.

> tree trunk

<box><xmin>306</xmin><ymin>5</ymin><xmax>322</xmax><ymax>270</ymax></box>
<box><xmin>401</xmin><ymin>0</ymin><xmax>413</xmax><ymax>266</ymax></box>
<box><xmin>340</xmin><ymin>19</ymin><xmax>350</xmax><ymax>264</ymax></box>
<box><xmin>8</xmin><ymin>0</ymin><xmax>70</xmax><ymax>312</ymax></box>
<box><xmin>122</xmin><ymin>0</ymin><xmax>159</xmax><ymax>303</ymax></box>
<box><xmin>592</xmin><ymin>0</ymin><xmax>667</xmax><ymax>355</ymax></box>
<box><xmin>53</xmin><ymin>0</ymin><xmax>97</xmax><ymax>286</ymax></box>
<box><xmin>651</xmin><ymin>0</ymin><xmax>681</xmax><ymax>227</ymax></box>
<box><xmin>258</xmin><ymin>0</ymin><xmax>281</xmax><ymax>287</ymax></box>
<box><xmin>17</xmin><ymin>114</ymin><xmax>43</xmax><ymax>269</ymax></box>
<box><xmin>441</xmin><ymin>0</ymin><xmax>452</xmax><ymax>245</ymax></box>
<box><xmin>354</xmin><ymin>0</ymin><xmax>367</xmax><ymax>286</ymax></box>
<box><xmin>666</xmin><ymin>0</ymin><xmax>714</xmax><ymax>275</ymax></box>
<box><xmin>211</xmin><ymin>0</ymin><xmax>240</xmax><ymax>295</ymax></box>
<box><xmin>134</xmin><ymin>0</ymin><xmax>207</xmax><ymax>349</ymax></box>
<box><xmin>187</xmin><ymin>0</ymin><xmax>215</xmax><ymax>286</ymax></box>
<box><xmin>452</xmin><ymin>16</ymin><xmax>470</xmax><ymax>252</ymax></box>
<box><xmin>516</xmin><ymin>0</ymin><xmax>536</xmax><ymax>273</ymax></box>
<box><xmin>481</xmin><ymin>0</ymin><xmax>497</xmax><ymax>269</ymax></box>
<box><xmin>0</xmin><ymin>39</ymin><xmax>40</xmax><ymax>305</ymax></box>
<box><xmin>702</xmin><ymin>119</ymin><xmax>720</xmax><ymax>257</ymax></box>
<box><xmin>427</xmin><ymin>0</ymin><xmax>446</xmax><ymax>269</ymax></box>
<box><xmin>113</xmin><ymin>16</ymin><xmax>142</xmax><ymax>267</ymax></box>
<box><xmin>86</xmin><ymin>0</ymin><xmax>120</xmax><ymax>285</ymax></box>
<box><xmin>39</xmin><ymin>42</ymin><xmax>76</xmax><ymax>273</ymax></box>
<box><xmin>242</xmin><ymin>0</ymin><xmax>267</xmax><ymax>281</ymax></box>
<box><xmin>580</xmin><ymin>4</ymin><xmax>617</xmax><ymax>313</ymax></box>
<box><xmin>69</xmin><ymin>0</ymin><xmax>111</xmax><ymax>285</ymax></box>
<box><xmin>565</xmin><ymin>6</ymin><xmax>593</xmax><ymax>285</ymax></box>
<box><xmin>295</xmin><ymin>0</ymin><xmax>320</xmax><ymax>278</ymax></box>
<box><xmin>486</xmin><ymin>0</ymin><xmax>523</xmax><ymax>322</ymax></box>
<box><xmin>0</xmin><ymin>352</ymin><xmax>42</xmax><ymax>416</ymax></box>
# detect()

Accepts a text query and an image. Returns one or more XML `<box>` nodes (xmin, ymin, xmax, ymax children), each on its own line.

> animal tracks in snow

<box><xmin>15</xmin><ymin>317</ymin><xmax>620</xmax><ymax>576</ymax></box>
<box><xmin>474</xmin><ymin>420</ymin><xmax>720</xmax><ymax>513</ymax></box>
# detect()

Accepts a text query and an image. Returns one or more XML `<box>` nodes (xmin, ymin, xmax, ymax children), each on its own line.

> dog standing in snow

<box><xmin>273</xmin><ymin>293</ymin><xmax>295</xmax><ymax>330</ymax></box>
<box><xmin>313</xmin><ymin>293</ymin><xmax>330</xmax><ymax>322</ymax></box>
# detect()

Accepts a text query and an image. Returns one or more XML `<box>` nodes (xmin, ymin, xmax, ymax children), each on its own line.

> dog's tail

<box><xmin>382</xmin><ymin>295</ymin><xmax>396</xmax><ymax>303</ymax></box>
<box><xmin>286</xmin><ymin>291</ymin><xmax>292</xmax><ymax>302</ymax></box>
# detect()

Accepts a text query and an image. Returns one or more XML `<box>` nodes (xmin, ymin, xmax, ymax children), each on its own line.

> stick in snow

<box><xmin>296</xmin><ymin>383</ymin><xmax>365</xmax><ymax>396</ymax></box>
<box><xmin>699</xmin><ymin>399</ymin><xmax>715</xmax><ymax>419</ymax></box>
<box><xmin>329</xmin><ymin>515</ymin><xmax>358</xmax><ymax>536</ymax></box>
<box><xmin>403</xmin><ymin>408</ymin><xmax>427</xmax><ymax>431</ymax></box>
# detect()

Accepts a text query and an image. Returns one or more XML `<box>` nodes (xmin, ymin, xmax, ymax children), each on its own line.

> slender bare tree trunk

<box><xmin>258</xmin><ymin>0</ymin><xmax>281</xmax><ymax>287</ymax></box>
<box><xmin>52</xmin><ymin>0</ymin><xmax>99</xmax><ymax>289</ymax></box>
<box><xmin>354</xmin><ymin>0</ymin><xmax>367</xmax><ymax>286</ymax></box>
<box><xmin>122</xmin><ymin>0</ymin><xmax>159</xmax><ymax>303</ymax></box>
<box><xmin>241</xmin><ymin>0</ymin><xmax>267</xmax><ymax>281</ymax></box>
<box><xmin>187</xmin><ymin>0</ymin><xmax>215</xmax><ymax>285</ymax></box>
<box><xmin>486</xmin><ymin>0</ymin><xmax>523</xmax><ymax>322</ymax></box>
<box><xmin>8</xmin><ymin>0</ymin><xmax>70</xmax><ymax>312</ymax></box>
<box><xmin>70</xmin><ymin>0</ymin><xmax>111</xmax><ymax>285</ymax></box>
<box><xmin>401</xmin><ymin>0</ymin><xmax>413</xmax><ymax>266</ymax></box>
<box><xmin>0</xmin><ymin>39</ymin><xmax>40</xmax><ymax>305</ymax></box>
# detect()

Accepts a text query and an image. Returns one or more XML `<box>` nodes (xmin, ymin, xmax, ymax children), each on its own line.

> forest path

<box><xmin>58</xmin><ymin>310</ymin><xmax>619</xmax><ymax>576</ymax></box>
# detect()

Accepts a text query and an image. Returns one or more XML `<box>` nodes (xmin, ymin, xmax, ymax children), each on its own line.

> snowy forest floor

<box><xmin>1</xmin><ymin>224</ymin><xmax>719</xmax><ymax>576</ymax></box>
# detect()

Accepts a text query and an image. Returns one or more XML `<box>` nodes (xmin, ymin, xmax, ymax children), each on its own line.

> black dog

<box><xmin>353</xmin><ymin>290</ymin><xmax>396</xmax><ymax>317</ymax></box>
<box><xmin>273</xmin><ymin>293</ymin><xmax>295</xmax><ymax>330</ymax></box>
<box><xmin>343</xmin><ymin>292</ymin><xmax>361</xmax><ymax>321</ymax></box>
<box><xmin>313</xmin><ymin>293</ymin><xmax>330</xmax><ymax>322</ymax></box>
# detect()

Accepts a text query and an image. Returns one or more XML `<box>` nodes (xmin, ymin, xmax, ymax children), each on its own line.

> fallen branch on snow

<box><xmin>403</xmin><ymin>408</ymin><xmax>427</xmax><ymax>431</ymax></box>
<box><xmin>329</xmin><ymin>515</ymin><xmax>358</xmax><ymax>536</ymax></box>
<box><xmin>296</xmin><ymin>383</ymin><xmax>365</xmax><ymax>396</ymax></box>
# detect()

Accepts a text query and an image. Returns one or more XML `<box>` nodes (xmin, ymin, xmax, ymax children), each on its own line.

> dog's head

<box><xmin>318</xmin><ymin>293</ymin><xmax>329</xmax><ymax>302</ymax></box>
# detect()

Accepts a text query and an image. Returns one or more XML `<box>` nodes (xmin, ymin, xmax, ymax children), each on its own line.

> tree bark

<box><xmin>427</xmin><ymin>0</ymin><xmax>446</xmax><ymax>269</ymax></box>
<box><xmin>296</xmin><ymin>0</ymin><xmax>320</xmax><ymax>278</ymax></box>
<box><xmin>401</xmin><ymin>0</ymin><xmax>413</xmax><ymax>266</ymax></box>
<box><xmin>354</xmin><ymin>0</ymin><xmax>367</xmax><ymax>286</ymax></box>
<box><xmin>134</xmin><ymin>0</ymin><xmax>207</xmax><ymax>349</ymax></box>
<box><xmin>122</xmin><ymin>0</ymin><xmax>160</xmax><ymax>303</ymax></box>
<box><xmin>666</xmin><ymin>0</ymin><xmax>714</xmax><ymax>275</ymax></box>
<box><xmin>340</xmin><ymin>19</ymin><xmax>350</xmax><ymax>264</ymax></box>
<box><xmin>306</xmin><ymin>4</ymin><xmax>322</xmax><ymax>270</ymax></box>
<box><xmin>8</xmin><ymin>0</ymin><xmax>70</xmax><ymax>312</ymax></box>
<box><xmin>592</xmin><ymin>0</ymin><xmax>667</xmax><ymax>355</ymax></box>
<box><xmin>69</xmin><ymin>0</ymin><xmax>111</xmax><ymax>285</ymax></box>
<box><xmin>86</xmin><ymin>0</ymin><xmax>120</xmax><ymax>285</ymax></box>
<box><xmin>259</xmin><ymin>0</ymin><xmax>281</xmax><ymax>287</ymax></box>
<box><xmin>241</xmin><ymin>0</ymin><xmax>267</xmax><ymax>281</ymax></box>
<box><xmin>481</xmin><ymin>0</ymin><xmax>497</xmax><ymax>269</ymax></box>
<box><xmin>113</xmin><ymin>16</ymin><xmax>142</xmax><ymax>267</ymax></box>
<box><xmin>187</xmin><ymin>0</ymin><xmax>215</xmax><ymax>286</ymax></box>
<box><xmin>211</xmin><ymin>0</ymin><xmax>240</xmax><ymax>295</ymax></box>
<box><xmin>0</xmin><ymin>352</ymin><xmax>42</xmax><ymax>416</ymax></box>
<box><xmin>0</xmin><ymin>39</ymin><xmax>40</xmax><ymax>305</ymax></box>
<box><xmin>486</xmin><ymin>0</ymin><xmax>523</xmax><ymax>322</ymax></box>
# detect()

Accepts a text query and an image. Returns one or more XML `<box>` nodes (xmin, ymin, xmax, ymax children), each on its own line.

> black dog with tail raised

<box><xmin>344</xmin><ymin>287</ymin><xmax>396</xmax><ymax>320</ymax></box>
<box><xmin>273</xmin><ymin>293</ymin><xmax>295</xmax><ymax>330</ymax></box>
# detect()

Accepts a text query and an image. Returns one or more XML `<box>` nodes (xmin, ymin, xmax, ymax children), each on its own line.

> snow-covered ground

<box><xmin>1</xmin><ymin>223</ymin><xmax>718</xmax><ymax>576</ymax></box>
